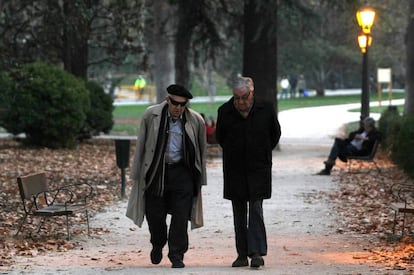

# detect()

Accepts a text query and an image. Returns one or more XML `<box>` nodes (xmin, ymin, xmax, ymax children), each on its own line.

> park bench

<box><xmin>347</xmin><ymin>140</ymin><xmax>381</xmax><ymax>173</ymax></box>
<box><xmin>16</xmin><ymin>172</ymin><xmax>93</xmax><ymax>240</ymax></box>
<box><xmin>389</xmin><ymin>183</ymin><xmax>414</xmax><ymax>238</ymax></box>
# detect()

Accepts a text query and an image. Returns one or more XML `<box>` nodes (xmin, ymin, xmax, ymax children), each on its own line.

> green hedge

<box><xmin>0</xmin><ymin>62</ymin><xmax>90</xmax><ymax>148</ymax></box>
<box><xmin>378</xmin><ymin>106</ymin><xmax>401</xmax><ymax>155</ymax></box>
<box><xmin>392</xmin><ymin>114</ymin><xmax>414</xmax><ymax>178</ymax></box>
<box><xmin>378</xmin><ymin>106</ymin><xmax>414</xmax><ymax>178</ymax></box>
<box><xmin>82</xmin><ymin>81</ymin><xmax>114</xmax><ymax>137</ymax></box>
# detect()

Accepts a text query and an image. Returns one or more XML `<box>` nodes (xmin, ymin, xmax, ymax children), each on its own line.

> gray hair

<box><xmin>231</xmin><ymin>76</ymin><xmax>254</xmax><ymax>92</ymax></box>
<box><xmin>364</xmin><ymin>117</ymin><xmax>376</xmax><ymax>128</ymax></box>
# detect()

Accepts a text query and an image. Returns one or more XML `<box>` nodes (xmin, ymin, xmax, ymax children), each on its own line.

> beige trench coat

<box><xmin>126</xmin><ymin>102</ymin><xmax>207</xmax><ymax>229</ymax></box>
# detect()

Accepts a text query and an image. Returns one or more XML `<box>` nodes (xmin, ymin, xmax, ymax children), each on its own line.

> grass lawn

<box><xmin>349</xmin><ymin>104</ymin><xmax>404</xmax><ymax>114</ymax></box>
<box><xmin>112</xmin><ymin>92</ymin><xmax>405</xmax><ymax>135</ymax></box>
<box><xmin>1</xmin><ymin>92</ymin><xmax>403</xmax><ymax>135</ymax></box>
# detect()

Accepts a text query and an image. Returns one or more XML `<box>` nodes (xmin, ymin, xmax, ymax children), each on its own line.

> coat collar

<box><xmin>225</xmin><ymin>98</ymin><xmax>266</xmax><ymax>116</ymax></box>
<box><xmin>150</xmin><ymin>101</ymin><xmax>188</xmax><ymax>122</ymax></box>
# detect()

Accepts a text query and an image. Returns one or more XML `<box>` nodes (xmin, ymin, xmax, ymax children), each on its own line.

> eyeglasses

<box><xmin>233</xmin><ymin>91</ymin><xmax>251</xmax><ymax>102</ymax></box>
<box><xmin>169</xmin><ymin>97</ymin><xmax>187</xmax><ymax>107</ymax></box>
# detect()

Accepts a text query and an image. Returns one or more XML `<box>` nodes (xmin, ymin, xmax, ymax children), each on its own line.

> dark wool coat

<box><xmin>216</xmin><ymin>98</ymin><xmax>281</xmax><ymax>201</ymax></box>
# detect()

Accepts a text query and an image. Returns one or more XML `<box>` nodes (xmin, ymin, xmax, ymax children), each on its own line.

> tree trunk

<box><xmin>174</xmin><ymin>0</ymin><xmax>198</xmax><ymax>88</ymax></box>
<box><xmin>405</xmin><ymin>1</ymin><xmax>414</xmax><ymax>114</ymax></box>
<box><xmin>313</xmin><ymin>68</ymin><xmax>326</xmax><ymax>96</ymax></box>
<box><xmin>242</xmin><ymin>0</ymin><xmax>277</xmax><ymax>108</ymax></box>
<box><xmin>62</xmin><ymin>0</ymin><xmax>89</xmax><ymax>79</ymax></box>
<box><xmin>153</xmin><ymin>0</ymin><xmax>175</xmax><ymax>103</ymax></box>
<box><xmin>174</xmin><ymin>28</ymin><xmax>192</xmax><ymax>88</ymax></box>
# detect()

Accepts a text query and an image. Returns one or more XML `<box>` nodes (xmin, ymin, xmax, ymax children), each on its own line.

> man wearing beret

<box><xmin>216</xmin><ymin>76</ymin><xmax>281</xmax><ymax>268</ymax></box>
<box><xmin>126</xmin><ymin>84</ymin><xmax>207</xmax><ymax>268</ymax></box>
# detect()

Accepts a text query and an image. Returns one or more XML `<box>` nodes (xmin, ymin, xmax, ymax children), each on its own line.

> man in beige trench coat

<box><xmin>126</xmin><ymin>84</ymin><xmax>207</xmax><ymax>268</ymax></box>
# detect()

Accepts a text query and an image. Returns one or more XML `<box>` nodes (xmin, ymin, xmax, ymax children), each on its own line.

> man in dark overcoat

<box><xmin>215</xmin><ymin>76</ymin><xmax>281</xmax><ymax>268</ymax></box>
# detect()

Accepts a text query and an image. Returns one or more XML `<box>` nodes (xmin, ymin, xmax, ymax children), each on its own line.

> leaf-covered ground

<box><xmin>0</xmin><ymin>138</ymin><xmax>124</xmax><ymax>266</ymax></box>
<box><xmin>1</xmin><ymin>138</ymin><xmax>414</xmax><ymax>271</ymax></box>
<box><xmin>329</xmin><ymin>152</ymin><xmax>414</xmax><ymax>271</ymax></box>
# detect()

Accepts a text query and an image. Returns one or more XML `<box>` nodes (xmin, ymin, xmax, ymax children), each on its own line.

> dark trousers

<box><xmin>324</xmin><ymin>138</ymin><xmax>360</xmax><ymax>172</ymax></box>
<box><xmin>145</xmin><ymin>163</ymin><xmax>194</xmax><ymax>262</ymax></box>
<box><xmin>328</xmin><ymin>138</ymin><xmax>359</xmax><ymax>161</ymax></box>
<box><xmin>232</xmin><ymin>199</ymin><xmax>267</xmax><ymax>258</ymax></box>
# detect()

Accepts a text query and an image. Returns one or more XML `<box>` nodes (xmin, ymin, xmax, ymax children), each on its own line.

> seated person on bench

<box><xmin>316</xmin><ymin>116</ymin><xmax>381</xmax><ymax>175</ymax></box>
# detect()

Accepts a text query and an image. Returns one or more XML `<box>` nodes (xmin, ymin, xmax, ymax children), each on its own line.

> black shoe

<box><xmin>171</xmin><ymin>259</ymin><xmax>185</xmax><ymax>268</ymax></box>
<box><xmin>232</xmin><ymin>256</ymin><xmax>248</xmax><ymax>267</ymax></box>
<box><xmin>250</xmin><ymin>255</ymin><xmax>264</xmax><ymax>268</ymax></box>
<box><xmin>316</xmin><ymin>169</ymin><xmax>330</xmax><ymax>175</ymax></box>
<box><xmin>150</xmin><ymin>247</ymin><xmax>162</xmax><ymax>264</ymax></box>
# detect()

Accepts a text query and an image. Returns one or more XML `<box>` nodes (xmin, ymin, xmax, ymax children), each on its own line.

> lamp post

<box><xmin>356</xmin><ymin>6</ymin><xmax>376</xmax><ymax>125</ymax></box>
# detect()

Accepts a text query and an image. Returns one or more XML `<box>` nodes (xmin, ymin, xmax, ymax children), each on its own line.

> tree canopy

<box><xmin>0</xmin><ymin>0</ymin><xmax>411</xmax><ymax>110</ymax></box>
<box><xmin>0</xmin><ymin>0</ymin><xmax>145</xmax><ymax>79</ymax></box>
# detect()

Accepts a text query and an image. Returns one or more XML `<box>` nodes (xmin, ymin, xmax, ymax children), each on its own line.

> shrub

<box><xmin>0</xmin><ymin>62</ymin><xmax>90</xmax><ymax>148</ymax></box>
<box><xmin>0</xmin><ymin>71</ymin><xmax>13</xmax><ymax>125</ymax></box>
<box><xmin>378</xmin><ymin>106</ymin><xmax>402</xmax><ymax>154</ymax></box>
<box><xmin>80</xmin><ymin>81</ymin><xmax>114</xmax><ymax>138</ymax></box>
<box><xmin>392</xmin><ymin>114</ymin><xmax>414</xmax><ymax>178</ymax></box>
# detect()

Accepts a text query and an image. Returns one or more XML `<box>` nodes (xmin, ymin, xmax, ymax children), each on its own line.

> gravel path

<box><xmin>7</xmin><ymin>101</ymin><xmax>406</xmax><ymax>274</ymax></box>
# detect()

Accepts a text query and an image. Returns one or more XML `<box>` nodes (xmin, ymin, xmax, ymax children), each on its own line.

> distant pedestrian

<box><xmin>216</xmin><ymin>76</ymin><xmax>281</xmax><ymax>268</ymax></box>
<box><xmin>288</xmin><ymin>74</ymin><xmax>298</xmax><ymax>98</ymax></box>
<box><xmin>297</xmin><ymin>74</ymin><xmax>306</xmax><ymax>97</ymax></box>
<box><xmin>280</xmin><ymin>78</ymin><xmax>289</xmax><ymax>99</ymax></box>
<box><xmin>126</xmin><ymin>84</ymin><xmax>207</xmax><ymax>268</ymax></box>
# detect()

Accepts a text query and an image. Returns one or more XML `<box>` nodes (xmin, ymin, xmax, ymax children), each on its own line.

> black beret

<box><xmin>166</xmin><ymin>84</ymin><xmax>193</xmax><ymax>99</ymax></box>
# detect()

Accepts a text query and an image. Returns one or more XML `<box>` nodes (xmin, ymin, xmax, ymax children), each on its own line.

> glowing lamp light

<box><xmin>356</xmin><ymin>7</ymin><xmax>376</xmax><ymax>34</ymax></box>
<box><xmin>357</xmin><ymin>34</ymin><xmax>373</xmax><ymax>53</ymax></box>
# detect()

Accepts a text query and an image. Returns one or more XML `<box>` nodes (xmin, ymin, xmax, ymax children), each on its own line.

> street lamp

<box><xmin>356</xmin><ymin>6</ymin><xmax>376</xmax><ymax>125</ymax></box>
<box><xmin>356</xmin><ymin>7</ymin><xmax>376</xmax><ymax>34</ymax></box>
<box><xmin>357</xmin><ymin>33</ymin><xmax>372</xmax><ymax>54</ymax></box>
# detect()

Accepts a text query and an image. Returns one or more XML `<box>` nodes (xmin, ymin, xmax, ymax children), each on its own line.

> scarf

<box><xmin>145</xmin><ymin>106</ymin><xmax>169</xmax><ymax>196</ymax></box>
